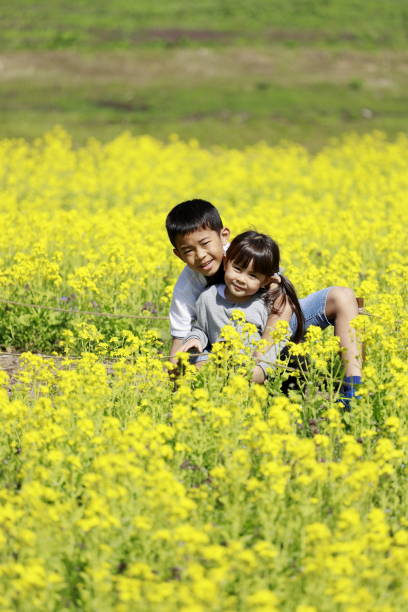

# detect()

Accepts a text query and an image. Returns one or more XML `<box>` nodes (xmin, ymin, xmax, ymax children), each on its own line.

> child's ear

<box><xmin>220</xmin><ymin>227</ymin><xmax>230</xmax><ymax>244</ymax></box>
<box><xmin>261</xmin><ymin>276</ymin><xmax>273</xmax><ymax>289</ymax></box>
<box><xmin>173</xmin><ymin>248</ymin><xmax>184</xmax><ymax>262</ymax></box>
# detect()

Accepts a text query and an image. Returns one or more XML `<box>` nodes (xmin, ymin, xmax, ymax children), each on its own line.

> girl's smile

<box><xmin>224</xmin><ymin>259</ymin><xmax>271</xmax><ymax>303</ymax></box>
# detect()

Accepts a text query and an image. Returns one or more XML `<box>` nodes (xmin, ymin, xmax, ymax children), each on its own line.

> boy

<box><xmin>166</xmin><ymin>199</ymin><xmax>361</xmax><ymax>400</ymax></box>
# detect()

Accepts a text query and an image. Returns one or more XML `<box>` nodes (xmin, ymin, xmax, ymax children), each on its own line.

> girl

<box><xmin>180</xmin><ymin>230</ymin><xmax>305</xmax><ymax>383</ymax></box>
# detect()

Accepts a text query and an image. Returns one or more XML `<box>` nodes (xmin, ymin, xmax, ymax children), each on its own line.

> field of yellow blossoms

<box><xmin>0</xmin><ymin>128</ymin><xmax>408</xmax><ymax>611</ymax></box>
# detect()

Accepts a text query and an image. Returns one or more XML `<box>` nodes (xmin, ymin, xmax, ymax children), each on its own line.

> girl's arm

<box><xmin>252</xmin><ymin>296</ymin><xmax>294</xmax><ymax>383</ymax></box>
<box><xmin>262</xmin><ymin>296</ymin><xmax>294</xmax><ymax>342</ymax></box>
<box><xmin>180</xmin><ymin>326</ymin><xmax>207</xmax><ymax>354</ymax></box>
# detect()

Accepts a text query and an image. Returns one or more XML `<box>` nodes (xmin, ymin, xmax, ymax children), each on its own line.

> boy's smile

<box><xmin>174</xmin><ymin>227</ymin><xmax>230</xmax><ymax>277</ymax></box>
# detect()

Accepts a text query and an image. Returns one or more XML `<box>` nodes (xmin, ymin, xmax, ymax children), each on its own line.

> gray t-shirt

<box><xmin>183</xmin><ymin>284</ymin><xmax>286</xmax><ymax>374</ymax></box>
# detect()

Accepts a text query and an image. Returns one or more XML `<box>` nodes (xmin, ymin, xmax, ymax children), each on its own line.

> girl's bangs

<box><xmin>227</xmin><ymin>242</ymin><xmax>273</xmax><ymax>275</ymax></box>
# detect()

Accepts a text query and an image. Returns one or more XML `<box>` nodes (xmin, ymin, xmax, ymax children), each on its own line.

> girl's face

<box><xmin>224</xmin><ymin>258</ymin><xmax>271</xmax><ymax>302</ymax></box>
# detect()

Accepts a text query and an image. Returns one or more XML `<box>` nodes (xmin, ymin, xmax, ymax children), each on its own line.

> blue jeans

<box><xmin>290</xmin><ymin>287</ymin><xmax>334</xmax><ymax>338</ymax></box>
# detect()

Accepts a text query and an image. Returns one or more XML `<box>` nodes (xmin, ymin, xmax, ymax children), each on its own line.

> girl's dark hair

<box><xmin>226</xmin><ymin>231</ymin><xmax>304</xmax><ymax>342</ymax></box>
<box><xmin>166</xmin><ymin>199</ymin><xmax>224</xmax><ymax>247</ymax></box>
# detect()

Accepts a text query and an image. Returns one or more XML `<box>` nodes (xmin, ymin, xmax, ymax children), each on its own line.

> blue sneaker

<box><xmin>338</xmin><ymin>376</ymin><xmax>362</xmax><ymax>412</ymax></box>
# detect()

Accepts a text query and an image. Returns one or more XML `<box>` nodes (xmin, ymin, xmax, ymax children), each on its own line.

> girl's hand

<box><xmin>252</xmin><ymin>365</ymin><xmax>266</xmax><ymax>384</ymax></box>
<box><xmin>180</xmin><ymin>338</ymin><xmax>203</xmax><ymax>354</ymax></box>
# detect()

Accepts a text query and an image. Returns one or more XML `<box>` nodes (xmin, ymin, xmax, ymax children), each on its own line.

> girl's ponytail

<box><xmin>265</xmin><ymin>274</ymin><xmax>305</xmax><ymax>343</ymax></box>
<box><xmin>280</xmin><ymin>274</ymin><xmax>304</xmax><ymax>343</ymax></box>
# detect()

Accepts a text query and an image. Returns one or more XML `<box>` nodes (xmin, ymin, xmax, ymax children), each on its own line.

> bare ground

<box><xmin>0</xmin><ymin>47</ymin><xmax>407</xmax><ymax>90</ymax></box>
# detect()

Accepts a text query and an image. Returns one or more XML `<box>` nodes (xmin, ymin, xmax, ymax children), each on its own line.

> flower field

<box><xmin>1</xmin><ymin>128</ymin><xmax>408</xmax><ymax>611</ymax></box>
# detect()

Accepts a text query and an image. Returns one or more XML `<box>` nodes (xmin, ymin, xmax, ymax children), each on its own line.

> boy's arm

<box><xmin>169</xmin><ymin>266</ymin><xmax>205</xmax><ymax>338</ymax></box>
<box><xmin>169</xmin><ymin>286</ymin><xmax>209</xmax><ymax>362</ymax></box>
<box><xmin>179</xmin><ymin>292</ymin><xmax>209</xmax><ymax>354</ymax></box>
<box><xmin>169</xmin><ymin>337</ymin><xmax>186</xmax><ymax>363</ymax></box>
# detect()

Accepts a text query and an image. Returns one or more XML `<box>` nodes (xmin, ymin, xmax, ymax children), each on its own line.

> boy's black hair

<box><xmin>165</xmin><ymin>199</ymin><xmax>224</xmax><ymax>247</ymax></box>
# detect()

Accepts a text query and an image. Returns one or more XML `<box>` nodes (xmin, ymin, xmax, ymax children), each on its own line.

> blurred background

<box><xmin>0</xmin><ymin>0</ymin><xmax>407</xmax><ymax>150</ymax></box>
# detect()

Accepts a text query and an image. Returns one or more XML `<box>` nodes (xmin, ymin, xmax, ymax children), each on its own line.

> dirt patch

<box><xmin>0</xmin><ymin>352</ymin><xmax>128</xmax><ymax>393</ymax></box>
<box><xmin>0</xmin><ymin>353</ymin><xmax>20</xmax><ymax>378</ymax></box>
<box><xmin>0</xmin><ymin>48</ymin><xmax>406</xmax><ymax>90</ymax></box>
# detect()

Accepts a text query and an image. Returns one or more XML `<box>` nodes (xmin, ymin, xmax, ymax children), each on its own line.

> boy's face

<box><xmin>173</xmin><ymin>227</ymin><xmax>230</xmax><ymax>277</ymax></box>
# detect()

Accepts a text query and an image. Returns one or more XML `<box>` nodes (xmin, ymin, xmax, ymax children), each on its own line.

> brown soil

<box><xmin>0</xmin><ymin>48</ymin><xmax>406</xmax><ymax>90</ymax></box>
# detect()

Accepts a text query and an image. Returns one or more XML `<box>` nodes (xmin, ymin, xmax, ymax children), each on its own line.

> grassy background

<box><xmin>2</xmin><ymin>0</ymin><xmax>407</xmax><ymax>50</ymax></box>
<box><xmin>1</xmin><ymin>0</ymin><xmax>407</xmax><ymax>149</ymax></box>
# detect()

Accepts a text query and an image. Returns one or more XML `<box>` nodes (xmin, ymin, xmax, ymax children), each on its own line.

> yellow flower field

<box><xmin>0</xmin><ymin>128</ymin><xmax>408</xmax><ymax>611</ymax></box>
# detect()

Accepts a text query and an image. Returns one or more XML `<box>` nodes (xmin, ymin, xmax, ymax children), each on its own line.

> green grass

<box><xmin>0</xmin><ymin>1</ymin><xmax>407</xmax><ymax>149</ymax></box>
<box><xmin>1</xmin><ymin>48</ymin><xmax>407</xmax><ymax>150</ymax></box>
<box><xmin>1</xmin><ymin>0</ymin><xmax>407</xmax><ymax>50</ymax></box>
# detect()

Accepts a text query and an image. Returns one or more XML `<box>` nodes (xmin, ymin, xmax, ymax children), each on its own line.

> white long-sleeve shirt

<box><xmin>169</xmin><ymin>266</ymin><xmax>207</xmax><ymax>338</ymax></box>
